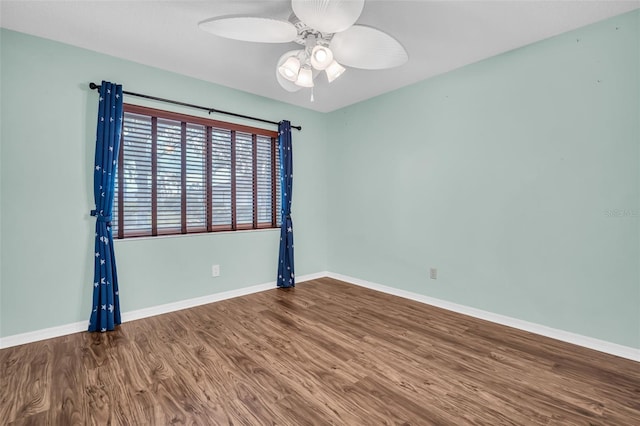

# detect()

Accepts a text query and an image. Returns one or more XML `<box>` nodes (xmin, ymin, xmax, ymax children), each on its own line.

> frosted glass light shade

<box><xmin>292</xmin><ymin>0</ymin><xmax>364</xmax><ymax>33</ymax></box>
<box><xmin>310</xmin><ymin>45</ymin><xmax>334</xmax><ymax>70</ymax></box>
<box><xmin>278</xmin><ymin>56</ymin><xmax>301</xmax><ymax>81</ymax></box>
<box><xmin>276</xmin><ymin>50</ymin><xmax>304</xmax><ymax>92</ymax></box>
<box><xmin>295</xmin><ymin>67</ymin><xmax>314</xmax><ymax>88</ymax></box>
<box><xmin>325</xmin><ymin>60</ymin><xmax>346</xmax><ymax>83</ymax></box>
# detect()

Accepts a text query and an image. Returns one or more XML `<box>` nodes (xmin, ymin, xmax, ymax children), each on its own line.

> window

<box><xmin>113</xmin><ymin>105</ymin><xmax>281</xmax><ymax>239</ymax></box>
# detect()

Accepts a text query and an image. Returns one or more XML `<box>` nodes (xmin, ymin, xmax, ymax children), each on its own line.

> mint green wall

<box><xmin>0</xmin><ymin>29</ymin><xmax>4</xmax><ymax>333</ymax></box>
<box><xmin>0</xmin><ymin>29</ymin><xmax>328</xmax><ymax>337</ymax></box>
<box><xmin>2</xmin><ymin>11</ymin><xmax>638</xmax><ymax>349</ymax></box>
<box><xmin>327</xmin><ymin>11</ymin><xmax>639</xmax><ymax>348</ymax></box>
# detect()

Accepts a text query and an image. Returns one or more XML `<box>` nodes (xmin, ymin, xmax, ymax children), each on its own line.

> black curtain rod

<box><xmin>89</xmin><ymin>82</ymin><xmax>302</xmax><ymax>131</ymax></box>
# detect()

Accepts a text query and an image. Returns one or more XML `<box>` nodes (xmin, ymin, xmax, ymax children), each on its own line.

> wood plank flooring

<box><xmin>1</xmin><ymin>277</ymin><xmax>639</xmax><ymax>425</ymax></box>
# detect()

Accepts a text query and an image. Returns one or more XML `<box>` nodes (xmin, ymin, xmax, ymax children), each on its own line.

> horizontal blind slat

<box><xmin>115</xmin><ymin>108</ymin><xmax>279</xmax><ymax>238</ymax></box>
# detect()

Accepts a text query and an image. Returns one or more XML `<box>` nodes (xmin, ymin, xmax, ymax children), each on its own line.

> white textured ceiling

<box><xmin>1</xmin><ymin>0</ymin><xmax>638</xmax><ymax>112</ymax></box>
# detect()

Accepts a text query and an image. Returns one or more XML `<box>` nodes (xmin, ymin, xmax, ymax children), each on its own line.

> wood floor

<box><xmin>1</xmin><ymin>278</ymin><xmax>639</xmax><ymax>425</ymax></box>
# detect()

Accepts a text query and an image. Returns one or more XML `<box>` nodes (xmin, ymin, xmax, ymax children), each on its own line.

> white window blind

<box><xmin>235</xmin><ymin>132</ymin><xmax>254</xmax><ymax>226</ymax></box>
<box><xmin>113</xmin><ymin>105</ymin><xmax>281</xmax><ymax>238</ymax></box>
<box><xmin>186</xmin><ymin>123</ymin><xmax>207</xmax><ymax>232</ymax></box>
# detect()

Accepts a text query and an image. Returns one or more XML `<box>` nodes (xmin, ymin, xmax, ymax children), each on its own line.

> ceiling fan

<box><xmin>198</xmin><ymin>0</ymin><xmax>408</xmax><ymax>97</ymax></box>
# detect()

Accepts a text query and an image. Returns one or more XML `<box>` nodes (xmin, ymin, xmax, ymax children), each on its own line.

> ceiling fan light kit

<box><xmin>276</xmin><ymin>50</ymin><xmax>306</xmax><ymax>93</ymax></box>
<box><xmin>325</xmin><ymin>60</ymin><xmax>346</xmax><ymax>83</ymax></box>
<box><xmin>310</xmin><ymin>45</ymin><xmax>333</xmax><ymax>70</ymax></box>
<box><xmin>199</xmin><ymin>0</ymin><xmax>408</xmax><ymax>99</ymax></box>
<box><xmin>277</xmin><ymin>34</ymin><xmax>344</xmax><ymax>88</ymax></box>
<box><xmin>296</xmin><ymin>66</ymin><xmax>315</xmax><ymax>88</ymax></box>
<box><xmin>279</xmin><ymin>55</ymin><xmax>302</xmax><ymax>82</ymax></box>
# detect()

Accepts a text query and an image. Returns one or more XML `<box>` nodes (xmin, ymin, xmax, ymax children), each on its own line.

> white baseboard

<box><xmin>121</xmin><ymin>271</ymin><xmax>327</xmax><ymax>324</ymax></box>
<box><xmin>3</xmin><ymin>270</ymin><xmax>638</xmax><ymax>363</ymax></box>
<box><xmin>0</xmin><ymin>272</ymin><xmax>325</xmax><ymax>349</ymax></box>
<box><xmin>327</xmin><ymin>272</ymin><xmax>640</xmax><ymax>362</ymax></box>
<box><xmin>296</xmin><ymin>271</ymin><xmax>329</xmax><ymax>283</ymax></box>
<box><xmin>0</xmin><ymin>321</ymin><xmax>88</xmax><ymax>350</ymax></box>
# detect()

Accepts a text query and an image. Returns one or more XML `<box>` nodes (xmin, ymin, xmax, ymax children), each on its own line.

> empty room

<box><xmin>1</xmin><ymin>0</ymin><xmax>639</xmax><ymax>424</ymax></box>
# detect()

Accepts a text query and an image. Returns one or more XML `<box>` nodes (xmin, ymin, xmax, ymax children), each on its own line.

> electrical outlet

<box><xmin>430</xmin><ymin>268</ymin><xmax>437</xmax><ymax>280</ymax></box>
<box><xmin>211</xmin><ymin>264</ymin><xmax>220</xmax><ymax>277</ymax></box>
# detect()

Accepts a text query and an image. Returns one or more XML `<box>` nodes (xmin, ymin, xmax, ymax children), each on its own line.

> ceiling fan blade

<box><xmin>330</xmin><ymin>25</ymin><xmax>408</xmax><ymax>70</ymax></box>
<box><xmin>199</xmin><ymin>16</ymin><xmax>297</xmax><ymax>43</ymax></box>
<box><xmin>292</xmin><ymin>0</ymin><xmax>364</xmax><ymax>34</ymax></box>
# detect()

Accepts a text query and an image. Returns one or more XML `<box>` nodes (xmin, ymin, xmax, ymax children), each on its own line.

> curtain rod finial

<box><xmin>89</xmin><ymin>82</ymin><xmax>99</xmax><ymax>90</ymax></box>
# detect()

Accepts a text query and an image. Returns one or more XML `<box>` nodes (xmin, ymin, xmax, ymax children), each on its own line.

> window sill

<box><xmin>112</xmin><ymin>226</ymin><xmax>281</xmax><ymax>243</ymax></box>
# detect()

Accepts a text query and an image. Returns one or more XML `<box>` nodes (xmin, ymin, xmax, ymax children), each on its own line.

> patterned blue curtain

<box><xmin>88</xmin><ymin>81</ymin><xmax>123</xmax><ymax>332</ymax></box>
<box><xmin>277</xmin><ymin>120</ymin><xmax>295</xmax><ymax>288</ymax></box>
